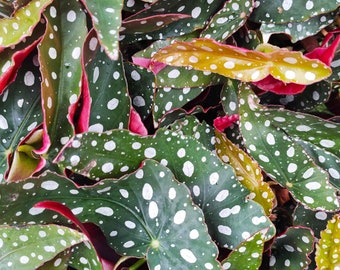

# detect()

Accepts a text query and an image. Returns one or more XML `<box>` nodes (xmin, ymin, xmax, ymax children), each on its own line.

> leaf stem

<box><xmin>129</xmin><ymin>258</ymin><xmax>146</xmax><ymax>270</ymax></box>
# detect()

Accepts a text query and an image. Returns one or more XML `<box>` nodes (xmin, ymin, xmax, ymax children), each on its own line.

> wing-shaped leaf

<box><xmin>215</xmin><ymin>131</ymin><xmax>275</xmax><ymax>216</ymax></box>
<box><xmin>38</xmin><ymin>0</ymin><xmax>88</xmax><ymax>157</ymax></box>
<box><xmin>86</xmin><ymin>48</ymin><xmax>130</xmax><ymax>132</ymax></box>
<box><xmin>82</xmin><ymin>0</ymin><xmax>123</xmax><ymax>60</ymax></box>
<box><xmin>0</xmin><ymin>161</ymin><xmax>221</xmax><ymax>269</ymax></box>
<box><xmin>0</xmin><ymin>224</ymin><xmax>96</xmax><ymax>269</ymax></box>
<box><xmin>269</xmin><ymin>227</ymin><xmax>314</xmax><ymax>270</ymax></box>
<box><xmin>0</xmin><ymin>52</ymin><xmax>42</xmax><ymax>182</ymax></box>
<box><xmin>152</xmin><ymin>38</ymin><xmax>331</xmax><ymax>85</ymax></box>
<box><xmin>238</xmin><ymin>83</ymin><xmax>339</xmax><ymax>211</ymax></box>
<box><xmin>0</xmin><ymin>0</ymin><xmax>53</xmax><ymax>49</ymax></box>
<box><xmin>221</xmin><ymin>229</ymin><xmax>268</xmax><ymax>270</ymax></box>
<box><xmin>316</xmin><ymin>213</ymin><xmax>340</xmax><ymax>269</ymax></box>
<box><xmin>58</xmin><ymin>128</ymin><xmax>275</xmax><ymax>249</ymax></box>
<box><xmin>201</xmin><ymin>0</ymin><xmax>254</xmax><ymax>41</ymax></box>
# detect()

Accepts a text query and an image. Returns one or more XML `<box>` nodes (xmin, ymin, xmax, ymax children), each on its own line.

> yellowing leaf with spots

<box><xmin>215</xmin><ymin>131</ymin><xmax>275</xmax><ymax>216</ymax></box>
<box><xmin>0</xmin><ymin>0</ymin><xmax>53</xmax><ymax>49</ymax></box>
<box><xmin>152</xmin><ymin>38</ymin><xmax>331</xmax><ymax>85</ymax></box>
<box><xmin>316</xmin><ymin>214</ymin><xmax>340</xmax><ymax>269</ymax></box>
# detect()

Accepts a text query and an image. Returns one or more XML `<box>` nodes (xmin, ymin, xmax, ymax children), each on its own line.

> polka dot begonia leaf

<box><xmin>0</xmin><ymin>161</ymin><xmax>221</xmax><ymax>269</ymax></box>
<box><xmin>153</xmin><ymin>86</ymin><xmax>205</xmax><ymax>124</ymax></box>
<box><xmin>221</xmin><ymin>229</ymin><xmax>268</xmax><ymax>270</ymax></box>
<box><xmin>0</xmin><ymin>0</ymin><xmax>53</xmax><ymax>49</ymax></box>
<box><xmin>124</xmin><ymin>62</ymin><xmax>154</xmax><ymax>121</ymax></box>
<box><xmin>152</xmin><ymin>38</ymin><xmax>331</xmax><ymax>85</ymax></box>
<box><xmin>38</xmin><ymin>1</ymin><xmax>88</xmax><ymax>158</ymax></box>
<box><xmin>169</xmin><ymin>115</ymin><xmax>215</xmax><ymax>151</ymax></box>
<box><xmin>294</xmin><ymin>203</ymin><xmax>336</xmax><ymax>239</ymax></box>
<box><xmin>121</xmin><ymin>0</ymin><xmax>224</xmax><ymax>44</ymax></box>
<box><xmin>269</xmin><ymin>227</ymin><xmax>314</xmax><ymax>269</ymax></box>
<box><xmin>68</xmin><ymin>242</ymin><xmax>102</xmax><ymax>270</ymax></box>
<box><xmin>215</xmin><ymin>131</ymin><xmax>275</xmax><ymax>216</ymax></box>
<box><xmin>82</xmin><ymin>0</ymin><xmax>123</xmax><ymax>60</ymax></box>
<box><xmin>239</xmin><ymin>83</ymin><xmax>339</xmax><ymax>211</ymax></box>
<box><xmin>0</xmin><ymin>224</ymin><xmax>97</xmax><ymax>269</ymax></box>
<box><xmin>0</xmin><ymin>53</ymin><xmax>42</xmax><ymax>183</ymax></box>
<box><xmin>86</xmin><ymin>47</ymin><xmax>130</xmax><ymax>133</ymax></box>
<box><xmin>260</xmin><ymin>80</ymin><xmax>331</xmax><ymax>111</ymax></box>
<box><xmin>259</xmin><ymin>11</ymin><xmax>337</xmax><ymax>43</ymax></box>
<box><xmin>201</xmin><ymin>0</ymin><xmax>254</xmax><ymax>42</ymax></box>
<box><xmin>121</xmin><ymin>13</ymin><xmax>191</xmax><ymax>35</ymax></box>
<box><xmin>250</xmin><ymin>0</ymin><xmax>340</xmax><ymax>24</ymax></box>
<box><xmin>58</xmin><ymin>128</ymin><xmax>275</xmax><ymax>249</ymax></box>
<box><xmin>0</xmin><ymin>21</ymin><xmax>45</xmax><ymax>94</ymax></box>
<box><xmin>316</xmin><ymin>213</ymin><xmax>340</xmax><ymax>269</ymax></box>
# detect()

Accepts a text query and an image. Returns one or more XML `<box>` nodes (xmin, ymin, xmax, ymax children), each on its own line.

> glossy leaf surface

<box><xmin>239</xmin><ymin>83</ymin><xmax>339</xmax><ymax>210</ymax></box>
<box><xmin>0</xmin><ymin>161</ymin><xmax>221</xmax><ymax>269</ymax></box>
<box><xmin>269</xmin><ymin>227</ymin><xmax>314</xmax><ymax>269</ymax></box>
<box><xmin>316</xmin><ymin>213</ymin><xmax>340</xmax><ymax>269</ymax></box>
<box><xmin>215</xmin><ymin>131</ymin><xmax>275</xmax><ymax>215</ymax></box>
<box><xmin>153</xmin><ymin>38</ymin><xmax>331</xmax><ymax>85</ymax></box>
<box><xmin>0</xmin><ymin>224</ymin><xmax>96</xmax><ymax>269</ymax></box>
<box><xmin>59</xmin><ymin>128</ymin><xmax>275</xmax><ymax>249</ymax></box>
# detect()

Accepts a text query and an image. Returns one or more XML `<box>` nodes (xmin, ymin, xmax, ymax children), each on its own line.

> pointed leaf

<box><xmin>86</xmin><ymin>48</ymin><xmax>130</xmax><ymax>132</ymax></box>
<box><xmin>221</xmin><ymin>229</ymin><xmax>268</xmax><ymax>270</ymax></box>
<box><xmin>201</xmin><ymin>0</ymin><xmax>254</xmax><ymax>41</ymax></box>
<box><xmin>153</xmin><ymin>38</ymin><xmax>331</xmax><ymax>85</ymax></box>
<box><xmin>0</xmin><ymin>52</ymin><xmax>42</xmax><ymax>182</ymax></box>
<box><xmin>0</xmin><ymin>224</ymin><xmax>95</xmax><ymax>269</ymax></box>
<box><xmin>316</xmin><ymin>213</ymin><xmax>340</xmax><ymax>269</ymax></box>
<box><xmin>82</xmin><ymin>0</ymin><xmax>123</xmax><ymax>60</ymax></box>
<box><xmin>269</xmin><ymin>227</ymin><xmax>314</xmax><ymax>270</ymax></box>
<box><xmin>38</xmin><ymin>0</ymin><xmax>88</xmax><ymax>157</ymax></box>
<box><xmin>215</xmin><ymin>131</ymin><xmax>275</xmax><ymax>216</ymax></box>
<box><xmin>0</xmin><ymin>162</ymin><xmax>221</xmax><ymax>269</ymax></box>
<box><xmin>238</xmin><ymin>83</ymin><xmax>339</xmax><ymax>210</ymax></box>
<box><xmin>58</xmin><ymin>128</ymin><xmax>275</xmax><ymax>249</ymax></box>
<box><xmin>0</xmin><ymin>0</ymin><xmax>53</xmax><ymax>49</ymax></box>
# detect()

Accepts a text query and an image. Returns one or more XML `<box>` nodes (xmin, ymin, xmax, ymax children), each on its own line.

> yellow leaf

<box><xmin>215</xmin><ymin>131</ymin><xmax>275</xmax><ymax>215</ymax></box>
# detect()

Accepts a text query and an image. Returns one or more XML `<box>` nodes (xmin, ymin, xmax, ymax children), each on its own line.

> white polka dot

<box><xmin>174</xmin><ymin>210</ymin><xmax>186</xmax><ymax>224</ymax></box>
<box><xmin>20</xmin><ymin>256</ymin><xmax>29</xmax><ymax>264</ymax></box>
<box><xmin>95</xmin><ymin>206</ymin><xmax>114</xmax><ymax>216</ymax></box>
<box><xmin>67</xmin><ymin>10</ymin><xmax>77</xmax><ymax>22</ymax></box>
<box><xmin>41</xmin><ymin>180</ymin><xmax>59</xmax><ymax>190</ymax></box>
<box><xmin>144</xmin><ymin>147</ymin><xmax>156</xmax><ymax>158</ymax></box>
<box><xmin>320</xmin><ymin>139</ymin><xmax>335</xmax><ymax>148</ymax></box>
<box><xmin>191</xmin><ymin>7</ymin><xmax>201</xmax><ymax>18</ymax></box>
<box><xmin>182</xmin><ymin>161</ymin><xmax>194</xmax><ymax>177</ymax></box>
<box><xmin>107</xmin><ymin>98</ymin><xmax>119</xmax><ymax>110</ymax></box>
<box><xmin>168</xmin><ymin>69</ymin><xmax>180</xmax><ymax>78</ymax></box>
<box><xmin>305</xmin><ymin>181</ymin><xmax>321</xmax><ymax>190</ymax></box>
<box><xmin>24</xmin><ymin>71</ymin><xmax>35</xmax><ymax>86</ymax></box>
<box><xmin>209</xmin><ymin>172</ymin><xmax>219</xmax><ymax>185</ymax></box>
<box><xmin>48</xmin><ymin>47</ymin><xmax>57</xmax><ymax>59</ymax></box>
<box><xmin>149</xmin><ymin>201</ymin><xmax>158</xmax><ymax>219</ymax></box>
<box><xmin>302</xmin><ymin>168</ymin><xmax>314</xmax><ymax>179</ymax></box>
<box><xmin>329</xmin><ymin>168</ymin><xmax>340</xmax><ymax>179</ymax></box>
<box><xmin>177</xmin><ymin>148</ymin><xmax>186</xmax><ymax>158</ymax></box>
<box><xmin>72</xmin><ymin>47</ymin><xmax>81</xmax><ymax>59</ymax></box>
<box><xmin>104</xmin><ymin>140</ymin><xmax>116</xmax><ymax>151</ymax></box>
<box><xmin>102</xmin><ymin>162</ymin><xmax>114</xmax><ymax>173</ymax></box>
<box><xmin>142</xmin><ymin>183</ymin><xmax>153</xmax><ymax>200</ymax></box>
<box><xmin>266</xmin><ymin>133</ymin><xmax>275</xmax><ymax>145</ymax></box>
<box><xmin>305</xmin><ymin>71</ymin><xmax>316</xmax><ymax>81</ymax></box>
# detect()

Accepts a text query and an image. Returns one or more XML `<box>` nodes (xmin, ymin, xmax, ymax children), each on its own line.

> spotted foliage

<box><xmin>0</xmin><ymin>224</ymin><xmax>99</xmax><ymax>269</ymax></box>
<box><xmin>59</xmin><ymin>128</ymin><xmax>275</xmax><ymax>249</ymax></box>
<box><xmin>0</xmin><ymin>161</ymin><xmax>221</xmax><ymax>269</ymax></box>
<box><xmin>239</xmin><ymin>83</ymin><xmax>339</xmax><ymax>210</ymax></box>
<box><xmin>153</xmin><ymin>38</ymin><xmax>331</xmax><ymax>87</ymax></box>
<box><xmin>316</xmin><ymin>213</ymin><xmax>340</xmax><ymax>269</ymax></box>
<box><xmin>269</xmin><ymin>227</ymin><xmax>314</xmax><ymax>269</ymax></box>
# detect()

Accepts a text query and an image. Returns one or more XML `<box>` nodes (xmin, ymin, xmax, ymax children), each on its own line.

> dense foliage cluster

<box><xmin>0</xmin><ymin>0</ymin><xmax>339</xmax><ymax>269</ymax></box>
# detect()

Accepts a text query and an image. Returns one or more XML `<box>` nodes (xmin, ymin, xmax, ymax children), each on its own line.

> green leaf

<box><xmin>221</xmin><ymin>229</ymin><xmax>267</xmax><ymax>270</ymax></box>
<box><xmin>215</xmin><ymin>131</ymin><xmax>275</xmax><ymax>216</ymax></box>
<box><xmin>201</xmin><ymin>0</ymin><xmax>254</xmax><ymax>41</ymax></box>
<box><xmin>238</xmin><ymin>83</ymin><xmax>339</xmax><ymax>211</ymax></box>
<box><xmin>82</xmin><ymin>0</ymin><xmax>123</xmax><ymax>60</ymax></box>
<box><xmin>0</xmin><ymin>0</ymin><xmax>53</xmax><ymax>49</ymax></box>
<box><xmin>38</xmin><ymin>0</ymin><xmax>88</xmax><ymax>157</ymax></box>
<box><xmin>250</xmin><ymin>0</ymin><xmax>340</xmax><ymax>24</ymax></box>
<box><xmin>86</xmin><ymin>48</ymin><xmax>130</xmax><ymax>132</ymax></box>
<box><xmin>316</xmin><ymin>213</ymin><xmax>340</xmax><ymax>269</ymax></box>
<box><xmin>0</xmin><ymin>161</ymin><xmax>221</xmax><ymax>269</ymax></box>
<box><xmin>124</xmin><ymin>63</ymin><xmax>154</xmax><ymax>121</ymax></box>
<box><xmin>153</xmin><ymin>38</ymin><xmax>331</xmax><ymax>85</ymax></box>
<box><xmin>294</xmin><ymin>203</ymin><xmax>334</xmax><ymax>239</ymax></box>
<box><xmin>0</xmin><ymin>52</ymin><xmax>42</xmax><ymax>182</ymax></box>
<box><xmin>0</xmin><ymin>224</ymin><xmax>95</xmax><ymax>269</ymax></box>
<box><xmin>269</xmin><ymin>227</ymin><xmax>314</xmax><ymax>269</ymax></box>
<box><xmin>121</xmin><ymin>0</ymin><xmax>225</xmax><ymax>44</ymax></box>
<box><xmin>58</xmin><ymin>128</ymin><xmax>275</xmax><ymax>249</ymax></box>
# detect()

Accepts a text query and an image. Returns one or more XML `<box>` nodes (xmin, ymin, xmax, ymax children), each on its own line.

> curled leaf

<box><xmin>152</xmin><ymin>38</ymin><xmax>331</xmax><ymax>85</ymax></box>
